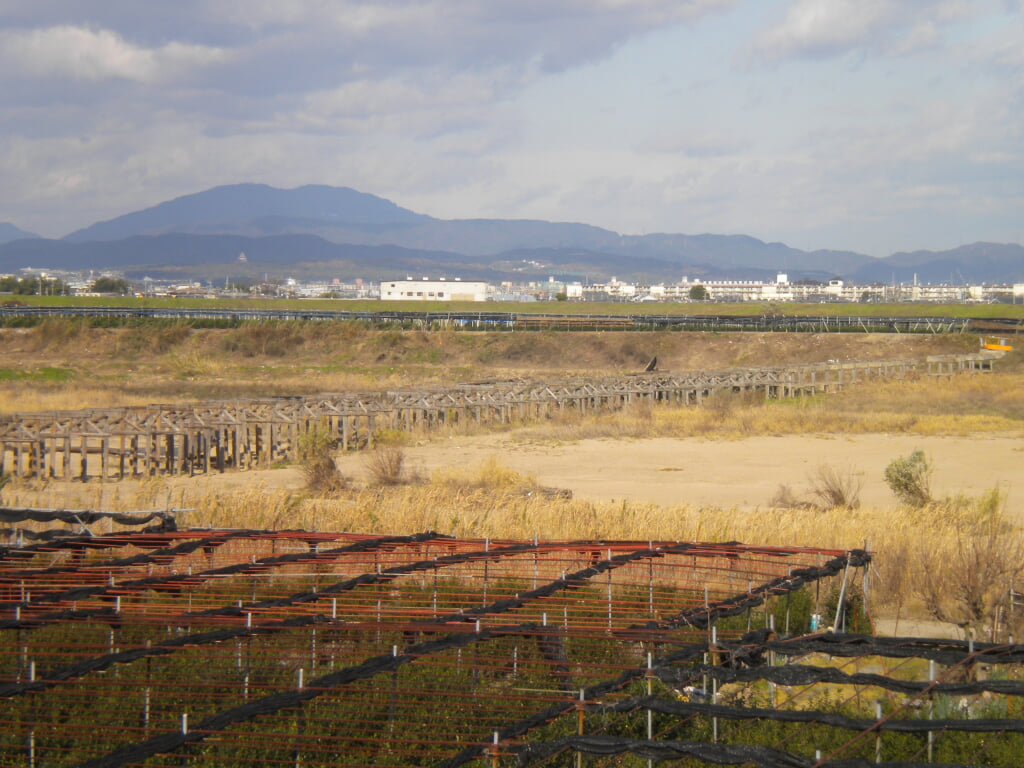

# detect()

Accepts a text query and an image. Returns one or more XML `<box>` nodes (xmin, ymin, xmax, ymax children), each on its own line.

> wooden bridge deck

<box><xmin>0</xmin><ymin>356</ymin><xmax>984</xmax><ymax>482</ymax></box>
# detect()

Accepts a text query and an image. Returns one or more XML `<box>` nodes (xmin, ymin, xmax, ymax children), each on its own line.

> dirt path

<box><xmin>336</xmin><ymin>433</ymin><xmax>1024</xmax><ymax>515</ymax></box>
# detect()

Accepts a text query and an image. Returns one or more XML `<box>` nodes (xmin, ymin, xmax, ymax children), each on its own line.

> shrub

<box><xmin>298</xmin><ymin>423</ymin><xmax>346</xmax><ymax>494</ymax></box>
<box><xmin>769</xmin><ymin>483</ymin><xmax>811</xmax><ymax>510</ymax></box>
<box><xmin>365</xmin><ymin>445</ymin><xmax>407</xmax><ymax>486</ymax></box>
<box><xmin>884</xmin><ymin>450</ymin><xmax>932</xmax><ymax>507</ymax></box>
<box><xmin>807</xmin><ymin>465</ymin><xmax>861</xmax><ymax>510</ymax></box>
<box><xmin>911</xmin><ymin>489</ymin><xmax>1024</xmax><ymax>640</ymax></box>
<box><xmin>302</xmin><ymin>455</ymin><xmax>347</xmax><ymax>494</ymax></box>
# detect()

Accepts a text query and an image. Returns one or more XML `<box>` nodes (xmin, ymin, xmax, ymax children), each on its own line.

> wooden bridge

<box><xmin>0</xmin><ymin>356</ymin><xmax>985</xmax><ymax>482</ymax></box>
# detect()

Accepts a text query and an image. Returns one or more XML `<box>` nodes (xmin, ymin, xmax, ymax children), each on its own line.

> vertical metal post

<box><xmin>862</xmin><ymin>540</ymin><xmax>871</xmax><ymax>615</ymax></box>
<box><xmin>875</xmin><ymin>701</ymin><xmax>882</xmax><ymax>763</ymax></box>
<box><xmin>483</xmin><ymin>537</ymin><xmax>489</xmax><ymax>606</ymax></box>
<box><xmin>712</xmin><ymin>675</ymin><xmax>718</xmax><ymax>743</ymax></box>
<box><xmin>835</xmin><ymin>556</ymin><xmax>852</xmax><ymax>632</ymax></box>
<box><xmin>746</xmin><ymin>581</ymin><xmax>752</xmax><ymax>631</ymax></box>
<box><xmin>576</xmin><ymin>689</ymin><xmax>585</xmax><ymax>768</ymax></box>
<box><xmin>928</xmin><ymin>659</ymin><xmax>935</xmax><ymax>762</ymax></box>
<box><xmin>647</xmin><ymin>652</ymin><xmax>653</xmax><ymax>768</ymax></box>
<box><xmin>648</xmin><ymin>552</ymin><xmax>655</xmax><ymax>618</ymax></box>
<box><xmin>607</xmin><ymin>549</ymin><xmax>613</xmax><ymax>629</ymax></box>
<box><xmin>785</xmin><ymin>579</ymin><xmax>791</xmax><ymax>636</ymax></box>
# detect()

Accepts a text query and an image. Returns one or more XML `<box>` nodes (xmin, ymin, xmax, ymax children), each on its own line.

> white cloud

<box><xmin>749</xmin><ymin>0</ymin><xmax>974</xmax><ymax>63</ymax></box>
<box><xmin>0</xmin><ymin>1</ymin><xmax>1020</xmax><ymax>255</ymax></box>
<box><xmin>0</xmin><ymin>25</ymin><xmax>228</xmax><ymax>83</ymax></box>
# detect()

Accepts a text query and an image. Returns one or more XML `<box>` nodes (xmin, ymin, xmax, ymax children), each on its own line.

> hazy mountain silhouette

<box><xmin>64</xmin><ymin>184</ymin><xmax>431</xmax><ymax>243</ymax></box>
<box><xmin>0</xmin><ymin>184</ymin><xmax>1016</xmax><ymax>283</ymax></box>
<box><xmin>0</xmin><ymin>222</ymin><xmax>40</xmax><ymax>245</ymax></box>
<box><xmin>850</xmin><ymin>242</ymin><xmax>1024</xmax><ymax>285</ymax></box>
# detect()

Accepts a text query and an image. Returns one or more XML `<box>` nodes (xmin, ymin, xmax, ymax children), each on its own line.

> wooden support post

<box><xmin>96</xmin><ymin>437</ymin><xmax>106</xmax><ymax>481</ymax></box>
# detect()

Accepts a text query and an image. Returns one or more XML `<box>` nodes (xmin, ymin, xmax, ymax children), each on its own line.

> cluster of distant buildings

<box><xmin>4</xmin><ymin>267</ymin><xmax>1024</xmax><ymax>304</ymax></box>
<box><xmin>373</xmin><ymin>274</ymin><xmax>1023</xmax><ymax>304</ymax></box>
<box><xmin>569</xmin><ymin>274</ymin><xmax>1024</xmax><ymax>304</ymax></box>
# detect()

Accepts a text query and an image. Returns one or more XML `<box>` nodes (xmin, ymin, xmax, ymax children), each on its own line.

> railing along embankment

<box><xmin>0</xmin><ymin>355</ymin><xmax>987</xmax><ymax>482</ymax></box>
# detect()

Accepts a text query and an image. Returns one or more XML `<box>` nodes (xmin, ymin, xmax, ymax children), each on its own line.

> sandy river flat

<box><xmin>335</xmin><ymin>433</ymin><xmax>1024</xmax><ymax>515</ymax></box>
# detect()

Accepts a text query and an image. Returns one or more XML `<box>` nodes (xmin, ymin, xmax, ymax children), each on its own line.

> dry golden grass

<box><xmin>6</xmin><ymin>445</ymin><xmax>1023</xmax><ymax>640</ymax></box>
<box><xmin>0</xmin><ymin>385</ymin><xmax>162</xmax><ymax>413</ymax></box>
<box><xmin>506</xmin><ymin>372</ymin><xmax>1024</xmax><ymax>443</ymax></box>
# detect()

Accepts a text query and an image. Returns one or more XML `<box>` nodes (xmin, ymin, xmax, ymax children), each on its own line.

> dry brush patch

<box><xmin>505</xmin><ymin>372</ymin><xmax>1024</xmax><ymax>445</ymax></box>
<box><xmin>7</xmin><ymin>457</ymin><xmax>1022</xmax><ymax>639</ymax></box>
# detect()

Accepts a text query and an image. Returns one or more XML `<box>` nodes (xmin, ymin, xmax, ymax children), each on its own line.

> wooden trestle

<box><xmin>0</xmin><ymin>357</ymin><xmax>974</xmax><ymax>481</ymax></box>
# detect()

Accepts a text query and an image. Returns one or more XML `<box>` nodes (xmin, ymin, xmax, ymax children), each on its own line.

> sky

<box><xmin>0</xmin><ymin>0</ymin><xmax>1022</xmax><ymax>257</ymax></box>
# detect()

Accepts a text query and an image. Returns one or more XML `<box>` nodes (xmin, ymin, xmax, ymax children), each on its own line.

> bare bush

<box><xmin>366</xmin><ymin>445</ymin><xmax>408</xmax><ymax>486</ymax></box>
<box><xmin>769</xmin><ymin>484</ymin><xmax>813</xmax><ymax>510</ymax></box>
<box><xmin>911</xmin><ymin>490</ymin><xmax>1024</xmax><ymax>640</ymax></box>
<box><xmin>807</xmin><ymin>464</ymin><xmax>861</xmax><ymax>510</ymax></box>
<box><xmin>298</xmin><ymin>423</ymin><xmax>346</xmax><ymax>495</ymax></box>
<box><xmin>302</xmin><ymin>455</ymin><xmax>348</xmax><ymax>495</ymax></box>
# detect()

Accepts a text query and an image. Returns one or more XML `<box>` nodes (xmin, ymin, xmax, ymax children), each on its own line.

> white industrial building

<box><xmin>380</xmin><ymin>278</ymin><xmax>489</xmax><ymax>302</ymax></box>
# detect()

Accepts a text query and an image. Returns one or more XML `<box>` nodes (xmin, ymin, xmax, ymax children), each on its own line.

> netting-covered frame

<box><xmin>2</xmin><ymin>529</ymin><xmax>1017</xmax><ymax>767</ymax></box>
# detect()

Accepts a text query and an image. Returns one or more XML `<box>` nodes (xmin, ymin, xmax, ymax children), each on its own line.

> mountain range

<box><xmin>0</xmin><ymin>222</ymin><xmax>39</xmax><ymax>244</ymax></box>
<box><xmin>2</xmin><ymin>184</ymin><xmax>1022</xmax><ymax>285</ymax></box>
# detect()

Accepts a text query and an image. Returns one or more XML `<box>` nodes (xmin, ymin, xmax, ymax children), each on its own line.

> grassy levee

<box><xmin>8</xmin><ymin>294</ymin><xmax>1024</xmax><ymax>318</ymax></box>
<box><xmin>0</xmin><ymin>318</ymin><xmax>987</xmax><ymax>413</ymax></box>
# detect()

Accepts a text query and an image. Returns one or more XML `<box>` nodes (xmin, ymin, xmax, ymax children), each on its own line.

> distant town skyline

<box><xmin>1</xmin><ymin>1</ymin><xmax>1021</xmax><ymax>257</ymax></box>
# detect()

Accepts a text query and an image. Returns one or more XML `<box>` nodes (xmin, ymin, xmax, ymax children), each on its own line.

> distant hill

<box><xmin>0</xmin><ymin>222</ymin><xmax>40</xmax><ymax>245</ymax></box>
<box><xmin>0</xmin><ymin>234</ymin><xmax>488</xmax><ymax>279</ymax></box>
<box><xmin>0</xmin><ymin>183</ymin><xmax>1015</xmax><ymax>284</ymax></box>
<box><xmin>64</xmin><ymin>184</ymin><xmax>431</xmax><ymax>243</ymax></box>
<box><xmin>852</xmin><ymin>243</ymin><xmax>1024</xmax><ymax>285</ymax></box>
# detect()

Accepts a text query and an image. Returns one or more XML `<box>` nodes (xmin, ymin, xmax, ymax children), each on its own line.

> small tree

<box><xmin>91</xmin><ymin>276</ymin><xmax>131</xmax><ymax>294</ymax></box>
<box><xmin>884</xmin><ymin>450</ymin><xmax>932</xmax><ymax>507</ymax></box>
<box><xmin>688</xmin><ymin>284</ymin><xmax>708</xmax><ymax>301</ymax></box>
